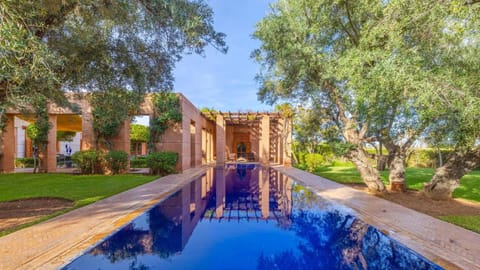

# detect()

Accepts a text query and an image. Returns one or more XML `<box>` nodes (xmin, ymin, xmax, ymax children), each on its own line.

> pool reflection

<box><xmin>64</xmin><ymin>166</ymin><xmax>440</xmax><ymax>270</ymax></box>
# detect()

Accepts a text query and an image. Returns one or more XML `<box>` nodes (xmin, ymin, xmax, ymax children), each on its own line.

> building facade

<box><xmin>0</xmin><ymin>94</ymin><xmax>291</xmax><ymax>173</ymax></box>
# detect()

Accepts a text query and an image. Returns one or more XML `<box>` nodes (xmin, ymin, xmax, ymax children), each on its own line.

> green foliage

<box><xmin>1</xmin><ymin>0</ymin><xmax>227</xmax><ymax>155</ymax></box>
<box><xmin>91</xmin><ymin>90</ymin><xmax>140</xmax><ymax>149</ymax></box>
<box><xmin>330</xmin><ymin>142</ymin><xmax>357</xmax><ymax>156</ymax></box>
<box><xmin>149</xmin><ymin>93</ymin><xmax>182</xmax><ymax>150</ymax></box>
<box><xmin>104</xmin><ymin>150</ymin><xmax>129</xmax><ymax>175</ymax></box>
<box><xmin>304</xmin><ymin>153</ymin><xmax>325</xmax><ymax>172</ymax></box>
<box><xmin>146</xmin><ymin>151</ymin><xmax>178</xmax><ymax>175</ymax></box>
<box><xmin>14</xmin><ymin>158</ymin><xmax>35</xmax><ymax>168</ymax></box>
<box><xmin>71</xmin><ymin>150</ymin><xmax>102</xmax><ymax>174</ymax></box>
<box><xmin>200</xmin><ymin>107</ymin><xmax>217</xmax><ymax>121</ymax></box>
<box><xmin>406</xmin><ymin>149</ymin><xmax>454</xmax><ymax>168</ymax></box>
<box><xmin>130</xmin><ymin>157</ymin><xmax>148</xmax><ymax>168</ymax></box>
<box><xmin>57</xmin><ymin>131</ymin><xmax>76</xmax><ymax>141</ymax></box>
<box><xmin>130</xmin><ymin>124</ymin><xmax>150</xmax><ymax>143</ymax></box>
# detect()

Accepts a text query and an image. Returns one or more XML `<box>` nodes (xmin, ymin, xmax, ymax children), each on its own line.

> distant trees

<box><xmin>130</xmin><ymin>124</ymin><xmax>149</xmax><ymax>157</ymax></box>
<box><xmin>254</xmin><ymin>0</ymin><xmax>479</xmax><ymax>196</ymax></box>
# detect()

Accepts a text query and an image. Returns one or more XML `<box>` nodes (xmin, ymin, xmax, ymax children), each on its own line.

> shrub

<box><xmin>304</xmin><ymin>153</ymin><xmax>325</xmax><ymax>172</ymax></box>
<box><xmin>72</xmin><ymin>150</ymin><xmax>102</xmax><ymax>174</ymax></box>
<box><xmin>146</xmin><ymin>151</ymin><xmax>178</xmax><ymax>175</ymax></box>
<box><xmin>14</xmin><ymin>158</ymin><xmax>35</xmax><ymax>168</ymax></box>
<box><xmin>105</xmin><ymin>150</ymin><xmax>129</xmax><ymax>174</ymax></box>
<box><xmin>131</xmin><ymin>156</ymin><xmax>148</xmax><ymax>168</ymax></box>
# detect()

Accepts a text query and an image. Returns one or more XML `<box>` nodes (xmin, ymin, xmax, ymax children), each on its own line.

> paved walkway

<box><xmin>0</xmin><ymin>166</ymin><xmax>210</xmax><ymax>270</ymax></box>
<box><xmin>274</xmin><ymin>166</ymin><xmax>480</xmax><ymax>270</ymax></box>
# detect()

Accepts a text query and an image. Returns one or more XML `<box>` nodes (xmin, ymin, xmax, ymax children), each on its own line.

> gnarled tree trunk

<box><xmin>349</xmin><ymin>147</ymin><xmax>386</xmax><ymax>193</ymax></box>
<box><xmin>387</xmin><ymin>148</ymin><xmax>407</xmax><ymax>192</ymax></box>
<box><xmin>423</xmin><ymin>148</ymin><xmax>480</xmax><ymax>200</ymax></box>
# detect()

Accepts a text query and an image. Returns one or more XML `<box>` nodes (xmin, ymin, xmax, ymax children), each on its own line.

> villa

<box><xmin>0</xmin><ymin>93</ymin><xmax>292</xmax><ymax>173</ymax></box>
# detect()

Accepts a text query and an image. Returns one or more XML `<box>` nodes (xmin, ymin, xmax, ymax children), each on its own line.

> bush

<box><xmin>304</xmin><ymin>153</ymin><xmax>325</xmax><ymax>172</ymax></box>
<box><xmin>105</xmin><ymin>150</ymin><xmax>129</xmax><ymax>174</ymax></box>
<box><xmin>131</xmin><ymin>156</ymin><xmax>148</xmax><ymax>168</ymax></box>
<box><xmin>14</xmin><ymin>158</ymin><xmax>35</xmax><ymax>168</ymax></box>
<box><xmin>146</xmin><ymin>152</ymin><xmax>178</xmax><ymax>175</ymax></box>
<box><xmin>72</xmin><ymin>150</ymin><xmax>102</xmax><ymax>174</ymax></box>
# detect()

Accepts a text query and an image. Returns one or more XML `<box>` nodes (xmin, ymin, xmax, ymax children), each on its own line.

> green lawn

<box><xmin>0</xmin><ymin>173</ymin><xmax>157</xmax><ymax>236</ymax></box>
<box><xmin>313</xmin><ymin>166</ymin><xmax>480</xmax><ymax>233</ymax></box>
<box><xmin>0</xmin><ymin>173</ymin><xmax>158</xmax><ymax>207</ymax></box>
<box><xmin>314</xmin><ymin>166</ymin><xmax>480</xmax><ymax>202</ymax></box>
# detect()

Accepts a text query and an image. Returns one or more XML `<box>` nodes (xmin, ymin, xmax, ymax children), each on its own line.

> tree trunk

<box><xmin>423</xmin><ymin>148</ymin><xmax>480</xmax><ymax>200</ymax></box>
<box><xmin>388</xmin><ymin>151</ymin><xmax>407</xmax><ymax>192</ymax></box>
<box><xmin>349</xmin><ymin>148</ymin><xmax>386</xmax><ymax>193</ymax></box>
<box><xmin>437</xmin><ymin>147</ymin><xmax>443</xmax><ymax>167</ymax></box>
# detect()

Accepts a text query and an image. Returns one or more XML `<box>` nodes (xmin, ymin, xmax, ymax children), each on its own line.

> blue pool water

<box><xmin>63</xmin><ymin>165</ymin><xmax>441</xmax><ymax>270</ymax></box>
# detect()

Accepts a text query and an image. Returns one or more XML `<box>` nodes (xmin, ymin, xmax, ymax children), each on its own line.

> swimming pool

<box><xmin>63</xmin><ymin>165</ymin><xmax>441</xmax><ymax>270</ymax></box>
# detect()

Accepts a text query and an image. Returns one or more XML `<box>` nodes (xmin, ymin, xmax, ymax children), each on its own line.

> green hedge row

<box><xmin>72</xmin><ymin>150</ymin><xmax>128</xmax><ymax>175</ymax></box>
<box><xmin>130</xmin><ymin>156</ymin><xmax>148</xmax><ymax>168</ymax></box>
<box><xmin>72</xmin><ymin>150</ymin><xmax>178</xmax><ymax>175</ymax></box>
<box><xmin>146</xmin><ymin>152</ymin><xmax>178</xmax><ymax>176</ymax></box>
<box><xmin>14</xmin><ymin>158</ymin><xmax>35</xmax><ymax>168</ymax></box>
<box><xmin>294</xmin><ymin>148</ymin><xmax>454</xmax><ymax>172</ymax></box>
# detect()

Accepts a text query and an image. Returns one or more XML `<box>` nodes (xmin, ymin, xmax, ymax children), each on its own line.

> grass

<box><xmin>0</xmin><ymin>173</ymin><xmax>157</xmax><ymax>207</ymax></box>
<box><xmin>0</xmin><ymin>173</ymin><xmax>157</xmax><ymax>236</ymax></box>
<box><xmin>312</xmin><ymin>165</ymin><xmax>480</xmax><ymax>233</ymax></box>
<box><xmin>314</xmin><ymin>166</ymin><xmax>480</xmax><ymax>202</ymax></box>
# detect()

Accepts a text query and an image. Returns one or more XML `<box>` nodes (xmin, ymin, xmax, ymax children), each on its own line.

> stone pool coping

<box><xmin>273</xmin><ymin>166</ymin><xmax>480</xmax><ymax>270</ymax></box>
<box><xmin>0</xmin><ymin>166</ymin><xmax>211</xmax><ymax>270</ymax></box>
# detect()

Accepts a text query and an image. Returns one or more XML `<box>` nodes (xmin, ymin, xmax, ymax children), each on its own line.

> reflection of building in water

<box><xmin>207</xmin><ymin>165</ymin><xmax>292</xmax><ymax>227</ymax></box>
<box><xmin>90</xmin><ymin>169</ymin><xmax>215</xmax><ymax>259</ymax></box>
<box><xmin>89</xmin><ymin>166</ymin><xmax>293</xmax><ymax>261</ymax></box>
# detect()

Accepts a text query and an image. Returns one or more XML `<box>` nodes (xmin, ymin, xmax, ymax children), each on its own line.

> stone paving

<box><xmin>274</xmin><ymin>166</ymin><xmax>480</xmax><ymax>270</ymax></box>
<box><xmin>0</xmin><ymin>166</ymin><xmax>210</xmax><ymax>270</ymax></box>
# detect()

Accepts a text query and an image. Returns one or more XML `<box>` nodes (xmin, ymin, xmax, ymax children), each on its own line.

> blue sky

<box><xmin>173</xmin><ymin>0</ymin><xmax>274</xmax><ymax>112</ymax></box>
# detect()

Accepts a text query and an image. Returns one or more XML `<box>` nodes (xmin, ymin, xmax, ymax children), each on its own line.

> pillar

<box><xmin>111</xmin><ymin>119</ymin><xmax>130</xmax><ymax>170</ymax></box>
<box><xmin>0</xmin><ymin>114</ymin><xmax>15</xmax><ymax>173</ymax></box>
<box><xmin>181</xmin><ymin>117</ymin><xmax>191</xmax><ymax>171</ymax></box>
<box><xmin>283</xmin><ymin>117</ymin><xmax>292</xmax><ymax>167</ymax></box>
<box><xmin>259</xmin><ymin>115</ymin><xmax>270</xmax><ymax>165</ymax></box>
<box><xmin>216</xmin><ymin>114</ymin><xmax>225</xmax><ymax>165</ymax></box>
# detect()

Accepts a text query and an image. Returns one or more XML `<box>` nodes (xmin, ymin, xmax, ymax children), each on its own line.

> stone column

<box><xmin>208</xmin><ymin>130</ymin><xmax>214</xmax><ymax>162</ymax></box>
<box><xmin>111</xmin><ymin>119</ymin><xmax>130</xmax><ymax>170</ymax></box>
<box><xmin>259</xmin><ymin>115</ymin><xmax>270</xmax><ymax>165</ymax></box>
<box><xmin>0</xmin><ymin>114</ymin><xmax>15</xmax><ymax>173</ymax></box>
<box><xmin>181</xmin><ymin>117</ymin><xmax>191</xmax><ymax>171</ymax></box>
<box><xmin>283</xmin><ymin>117</ymin><xmax>292</xmax><ymax>167</ymax></box>
<box><xmin>216</xmin><ymin>114</ymin><xmax>225</xmax><ymax>165</ymax></box>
